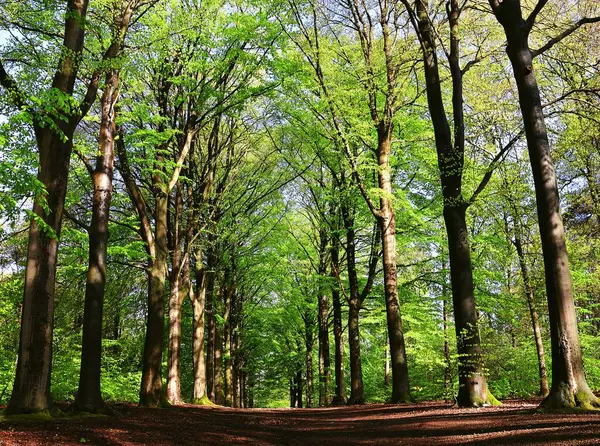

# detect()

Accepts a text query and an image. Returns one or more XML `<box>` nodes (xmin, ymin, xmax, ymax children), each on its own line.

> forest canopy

<box><xmin>0</xmin><ymin>0</ymin><xmax>599</xmax><ymax>414</ymax></box>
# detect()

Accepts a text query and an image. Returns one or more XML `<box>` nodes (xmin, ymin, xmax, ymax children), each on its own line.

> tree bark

<box><xmin>74</xmin><ymin>67</ymin><xmax>120</xmax><ymax>413</ymax></box>
<box><xmin>214</xmin><ymin>299</ymin><xmax>224</xmax><ymax>405</ymax></box>
<box><xmin>205</xmin><ymin>246</ymin><xmax>217</xmax><ymax>401</ymax></box>
<box><xmin>377</xmin><ymin>124</ymin><xmax>411</xmax><ymax>404</ymax></box>
<box><xmin>330</xmin><ymin>234</ymin><xmax>346</xmax><ymax>405</ymax></box>
<box><xmin>166</xmin><ymin>184</ymin><xmax>184</xmax><ymax>405</ymax></box>
<box><xmin>347</xmin><ymin>303</ymin><xmax>363</xmax><ymax>404</ymax></box>
<box><xmin>490</xmin><ymin>0</ymin><xmax>599</xmax><ymax>409</ymax></box>
<box><xmin>514</xmin><ymin>232</ymin><xmax>549</xmax><ymax>397</ymax></box>
<box><xmin>317</xmin><ymin>228</ymin><xmax>331</xmax><ymax>407</ymax></box>
<box><xmin>7</xmin><ymin>0</ymin><xmax>90</xmax><ymax>415</ymax></box>
<box><xmin>415</xmin><ymin>0</ymin><xmax>494</xmax><ymax>407</ymax></box>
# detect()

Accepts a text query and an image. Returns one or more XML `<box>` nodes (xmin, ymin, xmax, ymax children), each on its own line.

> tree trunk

<box><xmin>443</xmin><ymin>296</ymin><xmax>452</xmax><ymax>402</ymax></box>
<box><xmin>191</xmin><ymin>246</ymin><xmax>207</xmax><ymax>402</ymax></box>
<box><xmin>330</xmin><ymin>235</ymin><xmax>346</xmax><ymax>405</ymax></box>
<box><xmin>347</xmin><ymin>302</ymin><xmax>364</xmax><ymax>405</ymax></box>
<box><xmin>444</xmin><ymin>205</ymin><xmax>490</xmax><ymax>406</ymax></box>
<box><xmin>7</xmin><ymin>0</ymin><xmax>90</xmax><ymax>415</ymax></box>
<box><xmin>384</xmin><ymin>339</ymin><xmax>390</xmax><ymax>390</ymax></box>
<box><xmin>377</xmin><ymin>125</ymin><xmax>411</xmax><ymax>403</ymax></box>
<box><xmin>166</xmin><ymin>185</ymin><xmax>184</xmax><ymax>405</ymax></box>
<box><xmin>290</xmin><ymin>378</ymin><xmax>296</xmax><ymax>408</ymax></box>
<box><xmin>514</xmin><ymin>235</ymin><xmax>549</xmax><ymax>397</ymax></box>
<box><xmin>491</xmin><ymin>0</ymin><xmax>599</xmax><ymax>409</ymax></box>
<box><xmin>214</xmin><ymin>309</ymin><xmax>224</xmax><ymax>405</ymax></box>
<box><xmin>317</xmin><ymin>229</ymin><xmax>331</xmax><ymax>407</ymax></box>
<box><xmin>224</xmin><ymin>285</ymin><xmax>233</xmax><ymax>407</ymax></box>
<box><xmin>296</xmin><ymin>369</ymin><xmax>303</xmax><ymax>408</ymax></box>
<box><xmin>415</xmin><ymin>0</ymin><xmax>494</xmax><ymax>407</ymax></box>
<box><xmin>74</xmin><ymin>67</ymin><xmax>120</xmax><ymax>413</ymax></box>
<box><xmin>305</xmin><ymin>340</ymin><xmax>313</xmax><ymax>407</ymax></box>
<box><xmin>205</xmin><ymin>248</ymin><xmax>217</xmax><ymax>401</ymax></box>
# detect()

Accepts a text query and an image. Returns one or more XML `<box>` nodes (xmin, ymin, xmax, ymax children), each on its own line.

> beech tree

<box><xmin>489</xmin><ymin>0</ymin><xmax>600</xmax><ymax>409</ymax></box>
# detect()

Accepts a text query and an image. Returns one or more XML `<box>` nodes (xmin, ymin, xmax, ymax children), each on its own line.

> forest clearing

<box><xmin>2</xmin><ymin>0</ymin><xmax>600</xmax><ymax>444</ymax></box>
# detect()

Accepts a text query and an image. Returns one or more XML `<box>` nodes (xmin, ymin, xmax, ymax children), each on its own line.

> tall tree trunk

<box><xmin>224</xmin><ymin>284</ymin><xmax>233</xmax><ymax>407</ymax></box>
<box><xmin>74</xmin><ymin>67</ymin><xmax>120</xmax><ymax>413</ymax></box>
<box><xmin>7</xmin><ymin>0</ymin><xmax>90</xmax><ymax>415</ymax></box>
<box><xmin>166</xmin><ymin>184</ymin><xmax>184</xmax><ymax>405</ymax></box>
<box><xmin>205</xmin><ymin>248</ymin><xmax>217</xmax><ymax>401</ymax></box>
<box><xmin>191</xmin><ymin>247</ymin><xmax>207</xmax><ymax>402</ymax></box>
<box><xmin>290</xmin><ymin>378</ymin><xmax>296</xmax><ymax>408</ymax></box>
<box><xmin>513</xmin><ymin>235</ymin><xmax>549</xmax><ymax>397</ymax></box>
<box><xmin>330</xmin><ymin>235</ymin><xmax>346</xmax><ymax>405</ymax></box>
<box><xmin>296</xmin><ymin>369</ymin><xmax>303</xmax><ymax>408</ymax></box>
<box><xmin>317</xmin><ymin>229</ymin><xmax>331</xmax><ymax>407</ymax></box>
<box><xmin>415</xmin><ymin>0</ymin><xmax>494</xmax><ymax>407</ymax></box>
<box><xmin>445</xmin><ymin>205</ymin><xmax>490</xmax><ymax>406</ymax></box>
<box><xmin>305</xmin><ymin>339</ymin><xmax>313</xmax><ymax>407</ymax></box>
<box><xmin>347</xmin><ymin>303</ymin><xmax>364</xmax><ymax>404</ymax></box>
<box><xmin>490</xmin><ymin>0</ymin><xmax>599</xmax><ymax>409</ymax></box>
<box><xmin>214</xmin><ymin>307</ymin><xmax>224</xmax><ymax>405</ymax></box>
<box><xmin>377</xmin><ymin>124</ymin><xmax>411</xmax><ymax>403</ymax></box>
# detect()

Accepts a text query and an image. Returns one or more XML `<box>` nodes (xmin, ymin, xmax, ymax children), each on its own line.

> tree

<box><xmin>489</xmin><ymin>0</ymin><xmax>600</xmax><ymax>409</ymax></box>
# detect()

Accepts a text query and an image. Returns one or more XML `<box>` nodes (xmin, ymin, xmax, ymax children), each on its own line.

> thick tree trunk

<box><xmin>347</xmin><ymin>303</ymin><xmax>364</xmax><ymax>405</ymax></box>
<box><xmin>514</xmin><ymin>235</ymin><xmax>549</xmax><ymax>397</ymax></box>
<box><xmin>191</xmin><ymin>248</ymin><xmax>207</xmax><ymax>402</ymax></box>
<box><xmin>7</xmin><ymin>0</ymin><xmax>90</xmax><ymax>415</ymax></box>
<box><xmin>444</xmin><ymin>205</ymin><xmax>490</xmax><ymax>406</ymax></box>
<box><xmin>416</xmin><ymin>0</ymin><xmax>495</xmax><ymax>407</ymax></box>
<box><xmin>74</xmin><ymin>68</ymin><xmax>120</xmax><ymax>413</ymax></box>
<box><xmin>166</xmin><ymin>185</ymin><xmax>184</xmax><ymax>405</ymax></box>
<box><xmin>330</xmin><ymin>237</ymin><xmax>346</xmax><ymax>405</ymax></box>
<box><xmin>377</xmin><ymin>126</ymin><xmax>411</xmax><ymax>403</ymax></box>
<box><xmin>8</xmin><ymin>133</ymin><xmax>73</xmax><ymax>414</ymax></box>
<box><xmin>491</xmin><ymin>0</ymin><xmax>598</xmax><ymax>409</ymax></box>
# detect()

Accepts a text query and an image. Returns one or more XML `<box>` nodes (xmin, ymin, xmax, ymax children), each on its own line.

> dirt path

<box><xmin>1</xmin><ymin>400</ymin><xmax>600</xmax><ymax>445</ymax></box>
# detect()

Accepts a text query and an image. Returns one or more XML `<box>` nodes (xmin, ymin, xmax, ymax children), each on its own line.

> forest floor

<box><xmin>1</xmin><ymin>399</ymin><xmax>600</xmax><ymax>445</ymax></box>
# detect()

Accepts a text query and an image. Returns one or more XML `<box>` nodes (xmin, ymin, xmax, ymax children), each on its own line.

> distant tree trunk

<box><xmin>6</xmin><ymin>0</ymin><xmax>91</xmax><ymax>415</ymax></box>
<box><xmin>166</xmin><ymin>184</ymin><xmax>184</xmax><ymax>405</ymax></box>
<box><xmin>415</xmin><ymin>0</ymin><xmax>494</xmax><ymax>407</ymax></box>
<box><xmin>443</xmin><ymin>296</ymin><xmax>452</xmax><ymax>402</ymax></box>
<box><xmin>224</xmin><ymin>280</ymin><xmax>234</xmax><ymax>407</ymax></box>
<box><xmin>490</xmin><ymin>0</ymin><xmax>599</xmax><ymax>409</ymax></box>
<box><xmin>214</xmin><ymin>305</ymin><xmax>224</xmax><ymax>405</ymax></box>
<box><xmin>205</xmin><ymin>247</ymin><xmax>217</xmax><ymax>401</ymax></box>
<box><xmin>290</xmin><ymin>379</ymin><xmax>296</xmax><ymax>408</ymax></box>
<box><xmin>513</xmin><ymin>235</ymin><xmax>549</xmax><ymax>396</ymax></box>
<box><xmin>74</xmin><ymin>66</ymin><xmax>120</xmax><ymax>414</ymax></box>
<box><xmin>377</xmin><ymin>124</ymin><xmax>411</xmax><ymax>404</ymax></box>
<box><xmin>232</xmin><ymin>331</ymin><xmax>239</xmax><ymax>407</ymax></box>
<box><xmin>296</xmin><ymin>369</ymin><xmax>303</xmax><ymax>408</ymax></box>
<box><xmin>317</xmin><ymin>228</ymin><xmax>331</xmax><ymax>407</ymax></box>
<box><xmin>330</xmin><ymin>234</ymin><xmax>346</xmax><ymax>405</ymax></box>
<box><xmin>347</xmin><ymin>303</ymin><xmax>363</xmax><ymax>404</ymax></box>
<box><xmin>305</xmin><ymin>338</ymin><xmax>314</xmax><ymax>407</ymax></box>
